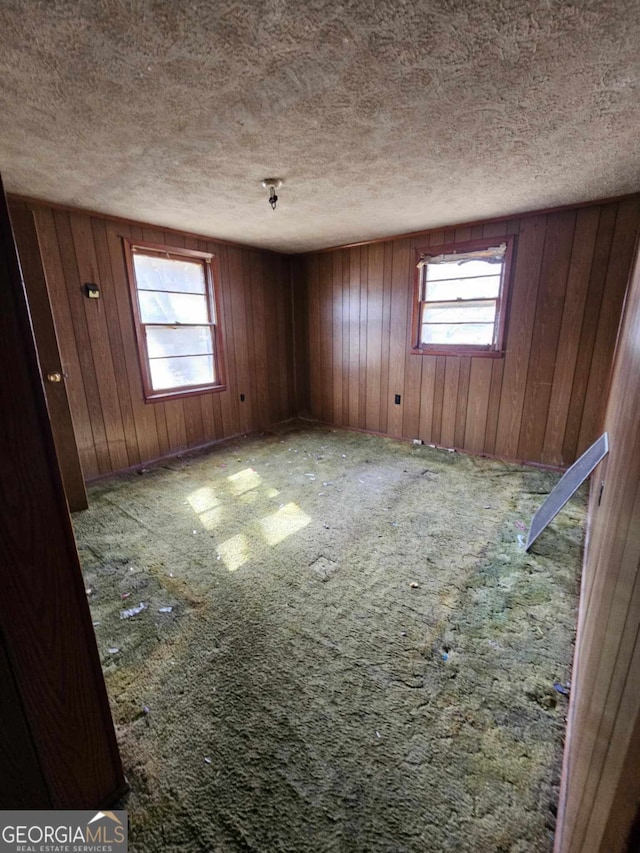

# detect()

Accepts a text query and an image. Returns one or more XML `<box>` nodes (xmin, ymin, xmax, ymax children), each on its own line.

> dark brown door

<box><xmin>9</xmin><ymin>199</ymin><xmax>88</xmax><ymax>512</ymax></box>
<box><xmin>0</xmin><ymin>174</ymin><xmax>125</xmax><ymax>807</ymax></box>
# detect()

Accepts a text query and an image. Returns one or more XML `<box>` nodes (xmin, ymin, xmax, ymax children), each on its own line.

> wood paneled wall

<box><xmin>11</xmin><ymin>200</ymin><xmax>295</xmax><ymax>480</ymax></box>
<box><xmin>555</xmin><ymin>234</ymin><xmax>640</xmax><ymax>852</ymax></box>
<box><xmin>297</xmin><ymin>196</ymin><xmax>640</xmax><ymax>467</ymax></box>
<box><xmin>12</xmin><ymin>194</ymin><xmax>640</xmax><ymax>480</ymax></box>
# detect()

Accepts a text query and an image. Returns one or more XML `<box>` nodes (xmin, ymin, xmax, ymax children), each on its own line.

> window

<box><xmin>412</xmin><ymin>236</ymin><xmax>514</xmax><ymax>356</ymax></box>
<box><xmin>124</xmin><ymin>240</ymin><xmax>225</xmax><ymax>401</ymax></box>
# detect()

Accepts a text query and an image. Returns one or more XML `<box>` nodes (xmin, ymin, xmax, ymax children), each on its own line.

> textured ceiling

<box><xmin>1</xmin><ymin>0</ymin><xmax>639</xmax><ymax>253</ymax></box>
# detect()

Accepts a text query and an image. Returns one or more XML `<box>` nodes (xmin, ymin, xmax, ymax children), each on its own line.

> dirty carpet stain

<box><xmin>74</xmin><ymin>424</ymin><xmax>585</xmax><ymax>853</ymax></box>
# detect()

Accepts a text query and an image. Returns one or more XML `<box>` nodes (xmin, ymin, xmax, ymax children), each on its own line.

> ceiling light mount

<box><xmin>261</xmin><ymin>178</ymin><xmax>283</xmax><ymax>211</ymax></box>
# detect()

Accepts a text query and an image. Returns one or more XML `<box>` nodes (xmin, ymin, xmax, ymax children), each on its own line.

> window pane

<box><xmin>146</xmin><ymin>325</ymin><xmax>213</xmax><ymax>358</ymax></box>
<box><xmin>426</xmin><ymin>275</ymin><xmax>501</xmax><ymax>301</ymax></box>
<box><xmin>149</xmin><ymin>355</ymin><xmax>215</xmax><ymax>390</ymax></box>
<box><xmin>421</xmin><ymin>323</ymin><xmax>495</xmax><ymax>346</ymax></box>
<box><xmin>138</xmin><ymin>291</ymin><xmax>208</xmax><ymax>324</ymax></box>
<box><xmin>426</xmin><ymin>259</ymin><xmax>503</xmax><ymax>281</ymax></box>
<box><xmin>422</xmin><ymin>301</ymin><xmax>496</xmax><ymax>324</ymax></box>
<box><xmin>133</xmin><ymin>253</ymin><xmax>206</xmax><ymax>294</ymax></box>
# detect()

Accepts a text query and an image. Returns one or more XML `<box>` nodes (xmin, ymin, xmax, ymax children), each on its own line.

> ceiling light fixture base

<box><xmin>261</xmin><ymin>178</ymin><xmax>283</xmax><ymax>211</ymax></box>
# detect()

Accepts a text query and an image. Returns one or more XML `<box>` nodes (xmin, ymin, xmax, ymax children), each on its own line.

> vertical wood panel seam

<box><xmin>538</xmin><ymin>214</ymin><xmax>579</xmax><ymax>460</ymax></box>
<box><xmin>54</xmin><ymin>212</ymin><xmax>112</xmax><ymax>472</ymax></box>
<box><xmin>513</xmin><ymin>218</ymin><xmax>550</xmax><ymax>456</ymax></box>
<box><xmin>92</xmin><ymin>217</ymin><xmax>139</xmax><ymax>467</ymax></box>
<box><xmin>576</xmin><ymin>551</ymin><xmax>640</xmax><ymax>851</ymax></box>
<box><xmin>569</xmin><ymin>204</ymin><xmax>619</xmax><ymax>455</ymax></box>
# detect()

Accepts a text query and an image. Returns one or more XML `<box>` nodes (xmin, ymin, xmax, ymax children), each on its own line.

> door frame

<box><xmin>0</xmin><ymin>174</ymin><xmax>125</xmax><ymax>806</ymax></box>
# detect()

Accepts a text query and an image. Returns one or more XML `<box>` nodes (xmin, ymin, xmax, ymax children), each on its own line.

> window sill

<box><xmin>411</xmin><ymin>346</ymin><xmax>505</xmax><ymax>358</ymax></box>
<box><xmin>144</xmin><ymin>383</ymin><xmax>227</xmax><ymax>403</ymax></box>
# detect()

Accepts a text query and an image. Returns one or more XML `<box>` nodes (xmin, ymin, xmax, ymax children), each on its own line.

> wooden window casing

<box><xmin>411</xmin><ymin>236</ymin><xmax>515</xmax><ymax>357</ymax></box>
<box><xmin>124</xmin><ymin>239</ymin><xmax>226</xmax><ymax>402</ymax></box>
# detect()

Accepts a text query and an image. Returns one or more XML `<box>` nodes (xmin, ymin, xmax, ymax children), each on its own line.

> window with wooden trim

<box><xmin>124</xmin><ymin>240</ymin><xmax>225</xmax><ymax>401</ymax></box>
<box><xmin>412</xmin><ymin>236</ymin><xmax>514</xmax><ymax>356</ymax></box>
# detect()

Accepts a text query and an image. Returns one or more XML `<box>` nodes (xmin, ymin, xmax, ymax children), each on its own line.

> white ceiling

<box><xmin>1</xmin><ymin>0</ymin><xmax>639</xmax><ymax>253</ymax></box>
